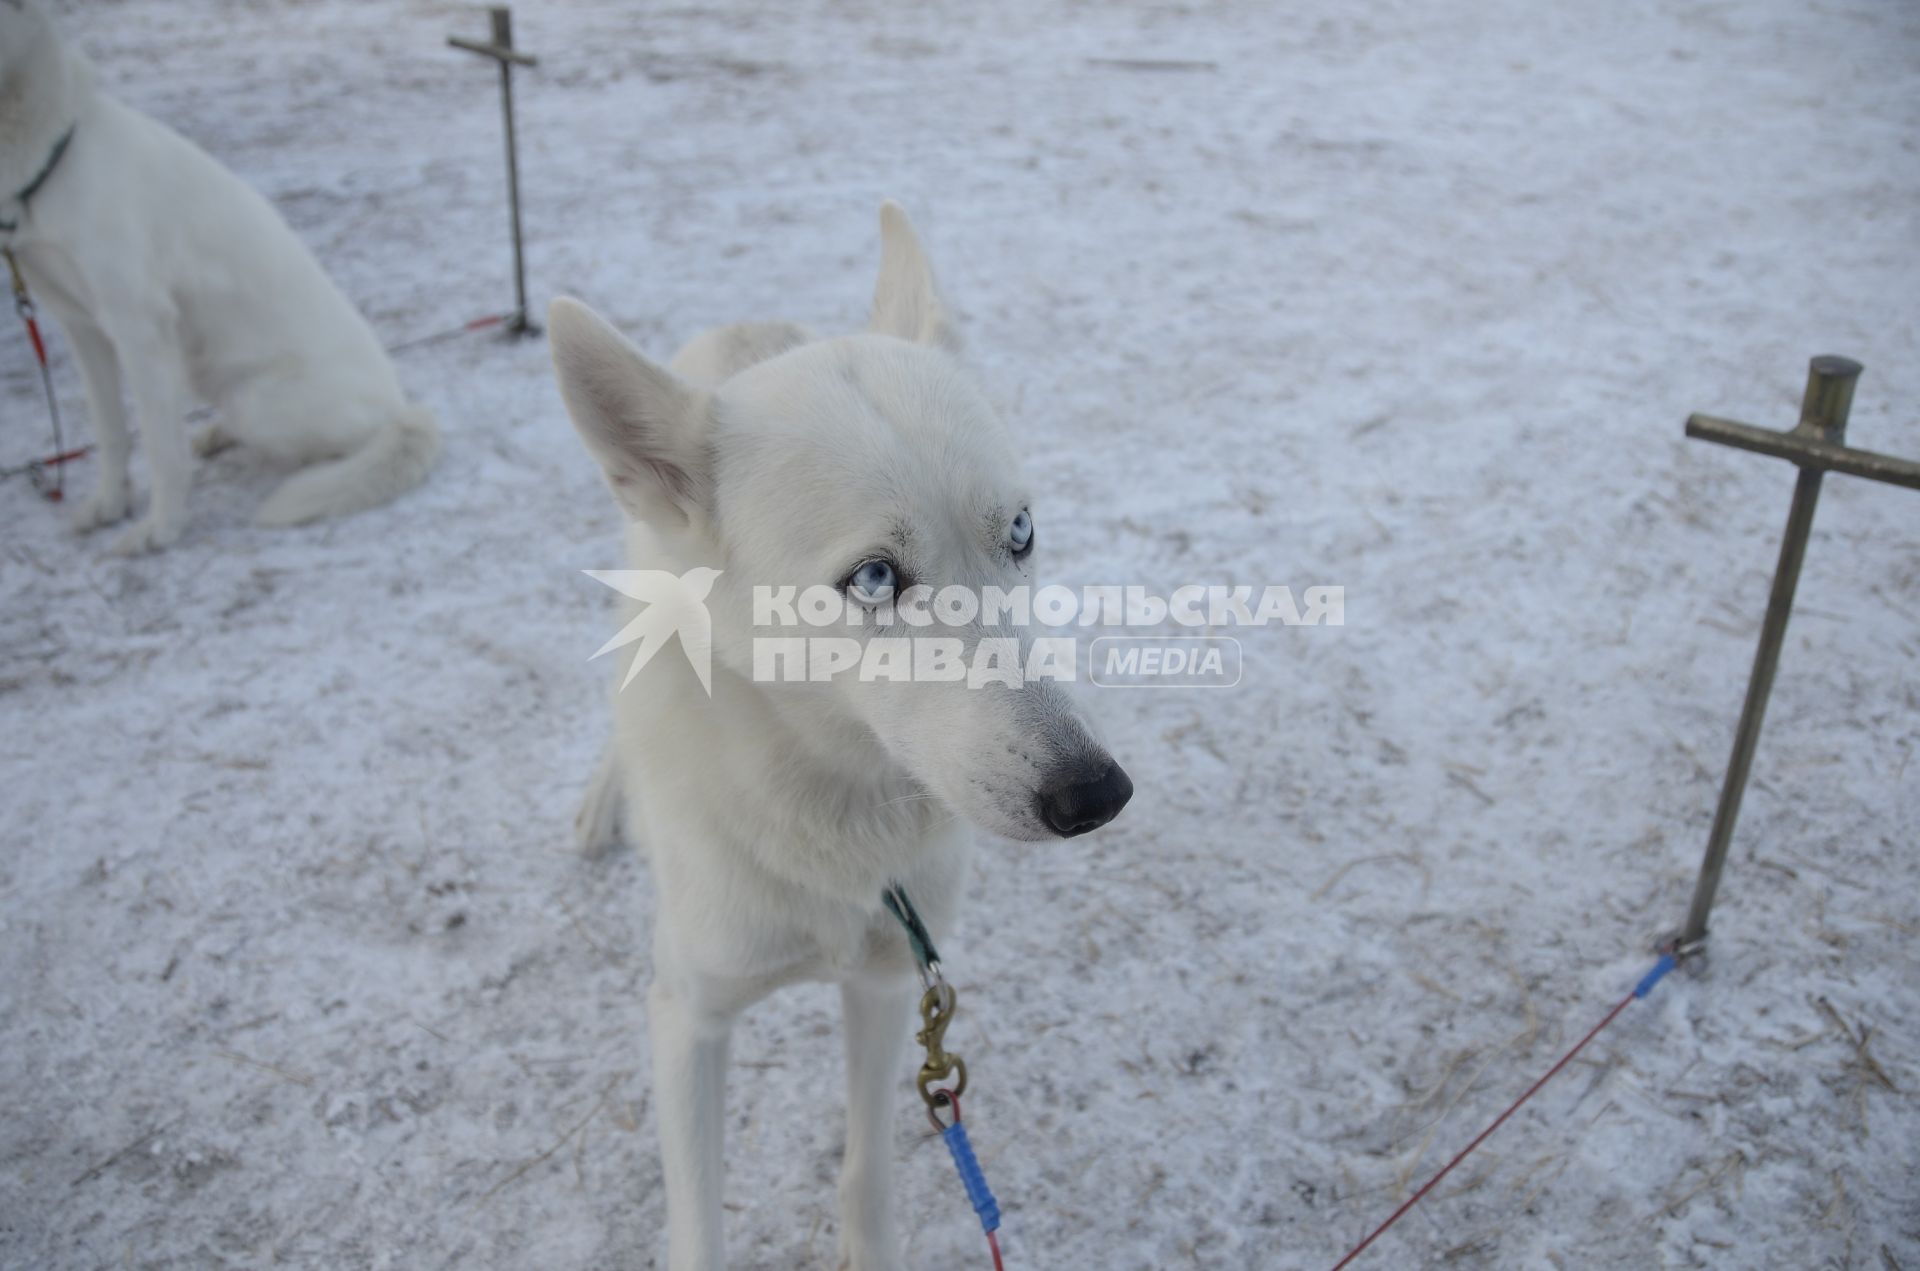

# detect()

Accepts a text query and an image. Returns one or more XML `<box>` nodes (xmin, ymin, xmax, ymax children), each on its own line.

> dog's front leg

<box><xmin>838</xmin><ymin>975</ymin><xmax>912</xmax><ymax>1271</ymax></box>
<box><xmin>61</xmin><ymin>317</ymin><xmax>133</xmax><ymax>532</ymax></box>
<box><xmin>104</xmin><ymin>308</ymin><xmax>193</xmax><ymax>555</ymax></box>
<box><xmin>650</xmin><ymin>975</ymin><xmax>735</xmax><ymax>1271</ymax></box>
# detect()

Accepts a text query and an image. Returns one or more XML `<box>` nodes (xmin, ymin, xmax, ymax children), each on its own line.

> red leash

<box><xmin>4</xmin><ymin>244</ymin><xmax>83</xmax><ymax>501</ymax></box>
<box><xmin>1328</xmin><ymin>955</ymin><xmax>1677</xmax><ymax>1269</ymax></box>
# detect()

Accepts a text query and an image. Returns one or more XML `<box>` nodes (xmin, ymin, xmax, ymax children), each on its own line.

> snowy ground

<box><xmin>4</xmin><ymin>0</ymin><xmax>1918</xmax><ymax>1267</ymax></box>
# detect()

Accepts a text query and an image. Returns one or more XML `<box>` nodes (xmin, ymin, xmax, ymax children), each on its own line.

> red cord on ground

<box><xmin>1328</xmin><ymin>987</ymin><xmax>1640</xmax><ymax>1270</ymax></box>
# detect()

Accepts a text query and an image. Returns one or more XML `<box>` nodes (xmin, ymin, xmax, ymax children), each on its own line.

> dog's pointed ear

<box><xmin>549</xmin><ymin>297</ymin><xmax>710</xmax><ymax>526</ymax></box>
<box><xmin>870</xmin><ymin>202</ymin><xmax>960</xmax><ymax>353</ymax></box>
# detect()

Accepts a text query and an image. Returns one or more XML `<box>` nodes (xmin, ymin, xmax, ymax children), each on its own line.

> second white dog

<box><xmin>550</xmin><ymin>204</ymin><xmax>1132</xmax><ymax>1269</ymax></box>
<box><xmin>0</xmin><ymin>1</ymin><xmax>439</xmax><ymax>553</ymax></box>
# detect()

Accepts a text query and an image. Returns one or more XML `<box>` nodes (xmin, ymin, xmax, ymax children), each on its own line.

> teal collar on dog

<box><xmin>0</xmin><ymin>125</ymin><xmax>76</xmax><ymax>235</ymax></box>
<box><xmin>881</xmin><ymin>881</ymin><xmax>943</xmax><ymax>985</ymax></box>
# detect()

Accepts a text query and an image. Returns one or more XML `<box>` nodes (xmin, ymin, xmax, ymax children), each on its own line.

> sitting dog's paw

<box><xmin>191</xmin><ymin>424</ymin><xmax>236</xmax><ymax>458</ymax></box>
<box><xmin>69</xmin><ymin>482</ymin><xmax>131</xmax><ymax>533</ymax></box>
<box><xmin>107</xmin><ymin>514</ymin><xmax>183</xmax><ymax>556</ymax></box>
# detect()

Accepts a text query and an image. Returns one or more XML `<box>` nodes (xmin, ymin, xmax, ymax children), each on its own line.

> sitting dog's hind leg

<box><xmin>575</xmin><ymin>741</ymin><xmax>626</xmax><ymax>855</ymax></box>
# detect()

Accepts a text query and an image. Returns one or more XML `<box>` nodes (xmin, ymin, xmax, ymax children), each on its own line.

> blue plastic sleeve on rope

<box><xmin>1634</xmin><ymin>953</ymin><xmax>1677</xmax><ymax>999</ymax></box>
<box><xmin>942</xmin><ymin>1120</ymin><xmax>1001</xmax><ymax>1234</ymax></box>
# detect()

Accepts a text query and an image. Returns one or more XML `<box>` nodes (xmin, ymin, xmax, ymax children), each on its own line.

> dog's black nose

<box><xmin>1037</xmin><ymin>761</ymin><xmax>1133</xmax><ymax>838</ymax></box>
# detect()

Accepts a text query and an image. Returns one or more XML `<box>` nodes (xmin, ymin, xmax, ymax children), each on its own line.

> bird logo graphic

<box><xmin>583</xmin><ymin>567</ymin><xmax>723</xmax><ymax>695</ymax></box>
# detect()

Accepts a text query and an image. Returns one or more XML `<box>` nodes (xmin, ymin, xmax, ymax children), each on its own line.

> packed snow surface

<box><xmin>3</xmin><ymin>0</ymin><xmax>1917</xmax><ymax>1267</ymax></box>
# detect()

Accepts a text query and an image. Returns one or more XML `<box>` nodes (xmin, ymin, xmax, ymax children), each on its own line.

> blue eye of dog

<box><xmin>848</xmin><ymin>559</ymin><xmax>897</xmax><ymax>605</ymax></box>
<box><xmin>1010</xmin><ymin>510</ymin><xmax>1033</xmax><ymax>556</ymax></box>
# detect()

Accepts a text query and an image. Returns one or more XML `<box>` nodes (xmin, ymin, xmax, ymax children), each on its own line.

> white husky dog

<box><xmin>0</xmin><ymin>0</ymin><xmax>438</xmax><ymax>553</ymax></box>
<box><xmin>549</xmin><ymin>204</ymin><xmax>1132</xmax><ymax>1270</ymax></box>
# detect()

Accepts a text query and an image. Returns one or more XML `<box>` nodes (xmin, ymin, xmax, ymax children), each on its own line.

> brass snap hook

<box><xmin>914</xmin><ymin>981</ymin><xmax>968</xmax><ymax>1130</ymax></box>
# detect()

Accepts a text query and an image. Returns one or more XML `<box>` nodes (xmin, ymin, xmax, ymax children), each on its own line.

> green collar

<box><xmin>881</xmin><ymin>882</ymin><xmax>942</xmax><ymax>982</ymax></box>
<box><xmin>1</xmin><ymin>125</ymin><xmax>76</xmax><ymax>235</ymax></box>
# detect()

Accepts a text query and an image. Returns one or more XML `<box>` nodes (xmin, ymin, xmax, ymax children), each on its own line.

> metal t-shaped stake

<box><xmin>1678</xmin><ymin>356</ymin><xmax>1920</xmax><ymax>952</ymax></box>
<box><xmin>450</xmin><ymin>6</ymin><xmax>539</xmax><ymax>336</ymax></box>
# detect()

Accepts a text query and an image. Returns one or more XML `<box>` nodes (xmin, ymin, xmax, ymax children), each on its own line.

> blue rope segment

<box><xmin>1634</xmin><ymin>953</ymin><xmax>1677</xmax><ymax>999</ymax></box>
<box><xmin>941</xmin><ymin>1119</ymin><xmax>1001</xmax><ymax>1234</ymax></box>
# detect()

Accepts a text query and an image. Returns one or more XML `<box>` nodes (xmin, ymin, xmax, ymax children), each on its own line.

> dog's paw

<box><xmin>191</xmin><ymin>424</ymin><xmax>236</xmax><ymax>458</ymax></box>
<box><xmin>69</xmin><ymin>482</ymin><xmax>131</xmax><ymax>533</ymax></box>
<box><xmin>107</xmin><ymin>514</ymin><xmax>183</xmax><ymax>556</ymax></box>
<box><xmin>836</xmin><ymin>1215</ymin><xmax>904</xmax><ymax>1271</ymax></box>
<box><xmin>837</xmin><ymin>1245</ymin><xmax>905</xmax><ymax>1271</ymax></box>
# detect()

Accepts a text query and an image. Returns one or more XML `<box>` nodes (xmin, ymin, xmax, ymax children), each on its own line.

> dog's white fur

<box><xmin>0</xmin><ymin>1</ymin><xmax>438</xmax><ymax>553</ymax></box>
<box><xmin>550</xmin><ymin>205</ymin><xmax>1129</xmax><ymax>1269</ymax></box>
